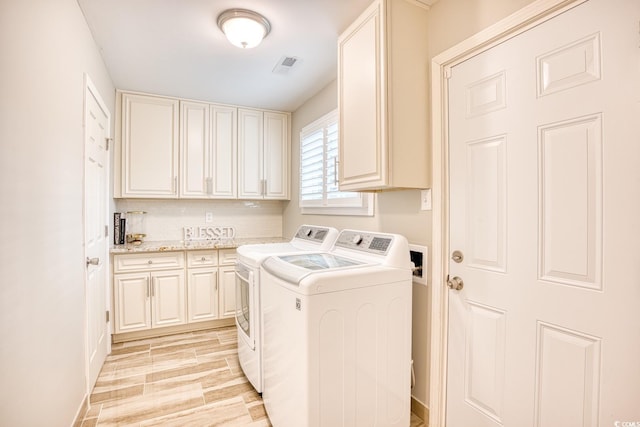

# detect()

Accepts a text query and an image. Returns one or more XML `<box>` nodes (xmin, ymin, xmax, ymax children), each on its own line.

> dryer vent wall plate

<box><xmin>409</xmin><ymin>244</ymin><xmax>428</xmax><ymax>285</ymax></box>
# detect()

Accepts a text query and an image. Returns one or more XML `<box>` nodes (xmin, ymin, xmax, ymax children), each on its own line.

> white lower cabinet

<box><xmin>113</xmin><ymin>272</ymin><xmax>152</xmax><ymax>332</ymax></box>
<box><xmin>187</xmin><ymin>268</ymin><xmax>218</xmax><ymax>322</ymax></box>
<box><xmin>114</xmin><ymin>269</ymin><xmax>185</xmax><ymax>333</ymax></box>
<box><xmin>113</xmin><ymin>249</ymin><xmax>237</xmax><ymax>336</ymax></box>
<box><xmin>187</xmin><ymin>250</ymin><xmax>218</xmax><ymax>323</ymax></box>
<box><xmin>219</xmin><ymin>266</ymin><xmax>236</xmax><ymax>318</ymax></box>
<box><xmin>218</xmin><ymin>248</ymin><xmax>238</xmax><ymax>319</ymax></box>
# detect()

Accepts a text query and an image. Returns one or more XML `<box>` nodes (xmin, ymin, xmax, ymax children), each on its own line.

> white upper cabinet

<box><xmin>210</xmin><ymin>105</ymin><xmax>238</xmax><ymax>198</ymax></box>
<box><xmin>338</xmin><ymin>0</ymin><xmax>429</xmax><ymax>191</ymax></box>
<box><xmin>238</xmin><ymin>108</ymin><xmax>290</xmax><ymax>200</ymax></box>
<box><xmin>180</xmin><ymin>101</ymin><xmax>210</xmax><ymax>198</ymax></box>
<box><xmin>118</xmin><ymin>92</ymin><xmax>179</xmax><ymax>198</ymax></box>
<box><xmin>180</xmin><ymin>101</ymin><xmax>237</xmax><ymax>199</ymax></box>
<box><xmin>116</xmin><ymin>91</ymin><xmax>286</xmax><ymax>200</ymax></box>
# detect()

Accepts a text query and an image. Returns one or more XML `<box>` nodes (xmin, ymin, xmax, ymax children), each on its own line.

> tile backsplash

<box><xmin>114</xmin><ymin>199</ymin><xmax>285</xmax><ymax>241</ymax></box>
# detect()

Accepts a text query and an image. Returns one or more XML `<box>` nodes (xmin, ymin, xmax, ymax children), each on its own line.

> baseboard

<box><xmin>411</xmin><ymin>396</ymin><xmax>429</xmax><ymax>426</ymax></box>
<box><xmin>72</xmin><ymin>394</ymin><xmax>89</xmax><ymax>427</ymax></box>
<box><xmin>112</xmin><ymin>318</ymin><xmax>235</xmax><ymax>343</ymax></box>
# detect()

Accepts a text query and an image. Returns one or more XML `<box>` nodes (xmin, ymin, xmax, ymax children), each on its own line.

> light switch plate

<box><xmin>205</xmin><ymin>212</ymin><xmax>214</xmax><ymax>223</ymax></box>
<box><xmin>420</xmin><ymin>189</ymin><xmax>432</xmax><ymax>211</ymax></box>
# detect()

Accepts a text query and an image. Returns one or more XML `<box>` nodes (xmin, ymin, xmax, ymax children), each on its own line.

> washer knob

<box><xmin>351</xmin><ymin>234</ymin><xmax>363</xmax><ymax>245</ymax></box>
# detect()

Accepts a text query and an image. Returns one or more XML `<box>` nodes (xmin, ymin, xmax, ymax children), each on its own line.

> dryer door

<box><xmin>235</xmin><ymin>262</ymin><xmax>255</xmax><ymax>350</ymax></box>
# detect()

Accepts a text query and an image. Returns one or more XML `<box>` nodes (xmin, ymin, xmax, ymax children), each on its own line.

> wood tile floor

<box><xmin>80</xmin><ymin>326</ymin><xmax>426</xmax><ymax>426</ymax></box>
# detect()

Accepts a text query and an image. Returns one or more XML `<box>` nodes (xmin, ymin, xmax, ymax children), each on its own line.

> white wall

<box><xmin>0</xmin><ymin>0</ymin><xmax>115</xmax><ymax>425</ymax></box>
<box><xmin>427</xmin><ymin>0</ymin><xmax>537</xmax><ymax>57</ymax></box>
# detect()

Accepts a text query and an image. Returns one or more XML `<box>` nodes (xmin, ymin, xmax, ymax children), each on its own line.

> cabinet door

<box><xmin>211</xmin><ymin>105</ymin><xmax>237</xmax><ymax>198</ymax></box>
<box><xmin>338</xmin><ymin>1</ymin><xmax>386</xmax><ymax>189</ymax></box>
<box><xmin>238</xmin><ymin>109</ymin><xmax>264</xmax><ymax>199</ymax></box>
<box><xmin>187</xmin><ymin>267</ymin><xmax>218</xmax><ymax>322</ymax></box>
<box><xmin>121</xmin><ymin>93</ymin><xmax>179</xmax><ymax>198</ymax></box>
<box><xmin>114</xmin><ymin>273</ymin><xmax>151</xmax><ymax>333</ymax></box>
<box><xmin>219</xmin><ymin>265</ymin><xmax>236</xmax><ymax>319</ymax></box>
<box><xmin>263</xmin><ymin>111</ymin><xmax>290</xmax><ymax>199</ymax></box>
<box><xmin>150</xmin><ymin>270</ymin><xmax>186</xmax><ymax>328</ymax></box>
<box><xmin>180</xmin><ymin>101</ymin><xmax>210</xmax><ymax>198</ymax></box>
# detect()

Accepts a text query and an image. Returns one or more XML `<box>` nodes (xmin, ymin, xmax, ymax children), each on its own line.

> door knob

<box><xmin>447</xmin><ymin>276</ymin><xmax>464</xmax><ymax>291</ymax></box>
<box><xmin>86</xmin><ymin>257</ymin><xmax>99</xmax><ymax>266</ymax></box>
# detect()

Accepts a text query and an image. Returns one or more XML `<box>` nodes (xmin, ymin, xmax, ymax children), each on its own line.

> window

<box><xmin>299</xmin><ymin>110</ymin><xmax>373</xmax><ymax>215</ymax></box>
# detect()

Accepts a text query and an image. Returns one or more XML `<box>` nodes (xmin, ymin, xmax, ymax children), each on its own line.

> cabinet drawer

<box><xmin>187</xmin><ymin>250</ymin><xmax>218</xmax><ymax>268</ymax></box>
<box><xmin>114</xmin><ymin>252</ymin><xmax>184</xmax><ymax>273</ymax></box>
<box><xmin>218</xmin><ymin>249</ymin><xmax>237</xmax><ymax>265</ymax></box>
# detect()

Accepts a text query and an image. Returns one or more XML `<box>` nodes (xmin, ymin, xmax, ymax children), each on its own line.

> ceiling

<box><xmin>77</xmin><ymin>0</ymin><xmax>390</xmax><ymax>112</ymax></box>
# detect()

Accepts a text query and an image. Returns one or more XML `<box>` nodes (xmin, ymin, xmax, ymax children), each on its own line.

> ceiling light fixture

<box><xmin>217</xmin><ymin>9</ymin><xmax>271</xmax><ymax>49</ymax></box>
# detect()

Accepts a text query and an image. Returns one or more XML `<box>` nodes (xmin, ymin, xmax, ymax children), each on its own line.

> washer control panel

<box><xmin>335</xmin><ymin>231</ymin><xmax>393</xmax><ymax>255</ymax></box>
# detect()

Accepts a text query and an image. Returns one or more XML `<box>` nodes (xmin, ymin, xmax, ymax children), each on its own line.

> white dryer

<box><xmin>261</xmin><ymin>230</ymin><xmax>413</xmax><ymax>427</ymax></box>
<box><xmin>235</xmin><ymin>225</ymin><xmax>339</xmax><ymax>394</ymax></box>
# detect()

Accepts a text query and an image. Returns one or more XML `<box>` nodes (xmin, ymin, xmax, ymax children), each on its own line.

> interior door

<box><xmin>446</xmin><ymin>0</ymin><xmax>640</xmax><ymax>425</ymax></box>
<box><xmin>84</xmin><ymin>75</ymin><xmax>110</xmax><ymax>390</ymax></box>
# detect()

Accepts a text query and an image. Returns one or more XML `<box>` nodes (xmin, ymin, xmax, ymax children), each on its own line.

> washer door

<box><xmin>235</xmin><ymin>263</ymin><xmax>255</xmax><ymax>350</ymax></box>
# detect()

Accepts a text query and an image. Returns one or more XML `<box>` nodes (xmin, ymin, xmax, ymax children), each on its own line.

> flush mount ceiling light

<box><xmin>217</xmin><ymin>9</ymin><xmax>271</xmax><ymax>49</ymax></box>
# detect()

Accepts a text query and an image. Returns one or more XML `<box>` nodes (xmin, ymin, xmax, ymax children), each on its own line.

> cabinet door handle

<box><xmin>173</xmin><ymin>176</ymin><xmax>177</xmax><ymax>194</ymax></box>
<box><xmin>151</xmin><ymin>278</ymin><xmax>156</xmax><ymax>297</ymax></box>
<box><xmin>206</xmin><ymin>177</ymin><xmax>213</xmax><ymax>195</ymax></box>
<box><xmin>261</xmin><ymin>179</ymin><xmax>266</xmax><ymax>196</ymax></box>
<box><xmin>146</xmin><ymin>277</ymin><xmax>150</xmax><ymax>298</ymax></box>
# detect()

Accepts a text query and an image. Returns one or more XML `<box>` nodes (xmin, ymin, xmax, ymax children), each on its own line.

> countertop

<box><xmin>110</xmin><ymin>237</ymin><xmax>288</xmax><ymax>254</ymax></box>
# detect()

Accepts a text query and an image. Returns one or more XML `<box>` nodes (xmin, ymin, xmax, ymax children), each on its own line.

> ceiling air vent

<box><xmin>273</xmin><ymin>56</ymin><xmax>300</xmax><ymax>74</ymax></box>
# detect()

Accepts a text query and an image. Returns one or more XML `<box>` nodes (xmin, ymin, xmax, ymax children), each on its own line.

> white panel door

<box><xmin>83</xmin><ymin>75</ymin><xmax>110</xmax><ymax>390</ymax></box>
<box><xmin>446</xmin><ymin>0</ymin><xmax>640</xmax><ymax>425</ymax></box>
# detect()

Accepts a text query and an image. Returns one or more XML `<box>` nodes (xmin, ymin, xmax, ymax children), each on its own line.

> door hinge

<box><xmin>105</xmin><ymin>225</ymin><xmax>109</xmax><ymax>237</ymax></box>
<box><xmin>105</xmin><ymin>137</ymin><xmax>112</xmax><ymax>150</ymax></box>
<box><xmin>106</xmin><ymin>310</ymin><xmax>110</xmax><ymax>322</ymax></box>
<box><xmin>444</xmin><ymin>67</ymin><xmax>452</xmax><ymax>80</ymax></box>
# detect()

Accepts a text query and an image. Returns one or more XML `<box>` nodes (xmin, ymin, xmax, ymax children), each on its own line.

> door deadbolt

<box><xmin>451</xmin><ymin>250</ymin><xmax>464</xmax><ymax>263</ymax></box>
<box><xmin>447</xmin><ymin>276</ymin><xmax>464</xmax><ymax>291</ymax></box>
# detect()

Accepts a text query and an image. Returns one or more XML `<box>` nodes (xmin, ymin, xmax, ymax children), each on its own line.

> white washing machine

<box><xmin>261</xmin><ymin>230</ymin><xmax>413</xmax><ymax>427</ymax></box>
<box><xmin>235</xmin><ymin>225</ymin><xmax>339</xmax><ymax>394</ymax></box>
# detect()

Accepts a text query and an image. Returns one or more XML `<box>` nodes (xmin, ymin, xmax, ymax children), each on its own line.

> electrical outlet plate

<box><xmin>420</xmin><ymin>189</ymin><xmax>432</xmax><ymax>211</ymax></box>
<box><xmin>409</xmin><ymin>244</ymin><xmax>428</xmax><ymax>285</ymax></box>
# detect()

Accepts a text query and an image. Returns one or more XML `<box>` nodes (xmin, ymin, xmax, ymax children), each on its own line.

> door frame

<box><xmin>428</xmin><ymin>0</ymin><xmax>587</xmax><ymax>425</ymax></box>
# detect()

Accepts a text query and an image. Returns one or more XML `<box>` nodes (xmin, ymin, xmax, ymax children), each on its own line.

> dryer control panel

<box><xmin>294</xmin><ymin>226</ymin><xmax>330</xmax><ymax>243</ymax></box>
<box><xmin>335</xmin><ymin>231</ymin><xmax>393</xmax><ymax>255</ymax></box>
